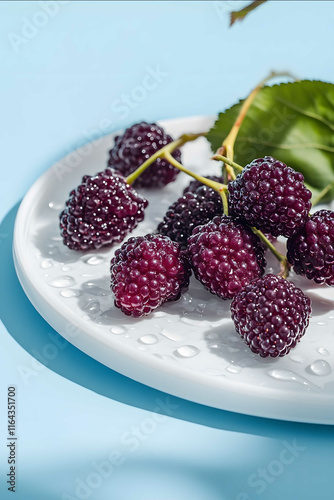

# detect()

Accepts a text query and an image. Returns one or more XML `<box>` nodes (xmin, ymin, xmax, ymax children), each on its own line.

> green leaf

<box><xmin>207</xmin><ymin>80</ymin><xmax>334</xmax><ymax>201</ymax></box>
<box><xmin>230</xmin><ymin>0</ymin><xmax>268</xmax><ymax>26</ymax></box>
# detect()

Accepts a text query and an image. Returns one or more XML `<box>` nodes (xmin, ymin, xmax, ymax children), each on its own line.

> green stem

<box><xmin>164</xmin><ymin>151</ymin><xmax>227</xmax><ymax>192</ymax></box>
<box><xmin>251</xmin><ymin>227</ymin><xmax>290</xmax><ymax>278</ymax></box>
<box><xmin>126</xmin><ymin>132</ymin><xmax>205</xmax><ymax>185</ymax></box>
<box><xmin>312</xmin><ymin>180</ymin><xmax>334</xmax><ymax>206</ymax></box>
<box><xmin>212</xmin><ymin>154</ymin><xmax>243</xmax><ymax>172</ymax></box>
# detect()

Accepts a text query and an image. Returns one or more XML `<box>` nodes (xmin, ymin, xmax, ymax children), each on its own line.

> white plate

<box><xmin>13</xmin><ymin>116</ymin><xmax>334</xmax><ymax>424</ymax></box>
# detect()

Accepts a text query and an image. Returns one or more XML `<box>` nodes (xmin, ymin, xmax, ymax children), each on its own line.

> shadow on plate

<box><xmin>2</xmin><ymin>203</ymin><xmax>334</xmax><ymax>442</ymax></box>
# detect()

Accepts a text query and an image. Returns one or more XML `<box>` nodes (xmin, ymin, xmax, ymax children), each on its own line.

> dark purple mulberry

<box><xmin>110</xmin><ymin>234</ymin><xmax>191</xmax><ymax>317</ymax></box>
<box><xmin>287</xmin><ymin>210</ymin><xmax>334</xmax><ymax>285</ymax></box>
<box><xmin>187</xmin><ymin>215</ymin><xmax>266</xmax><ymax>299</ymax></box>
<box><xmin>231</xmin><ymin>274</ymin><xmax>311</xmax><ymax>357</ymax></box>
<box><xmin>108</xmin><ymin>122</ymin><xmax>181</xmax><ymax>188</ymax></box>
<box><xmin>228</xmin><ymin>156</ymin><xmax>312</xmax><ymax>237</ymax></box>
<box><xmin>157</xmin><ymin>186</ymin><xmax>223</xmax><ymax>246</ymax></box>
<box><xmin>60</xmin><ymin>169</ymin><xmax>148</xmax><ymax>251</ymax></box>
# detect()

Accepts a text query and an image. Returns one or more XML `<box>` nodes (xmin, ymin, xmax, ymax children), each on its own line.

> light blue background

<box><xmin>1</xmin><ymin>1</ymin><xmax>334</xmax><ymax>499</ymax></box>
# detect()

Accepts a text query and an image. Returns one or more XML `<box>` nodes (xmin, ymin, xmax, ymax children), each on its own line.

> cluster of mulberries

<box><xmin>59</xmin><ymin>120</ymin><xmax>334</xmax><ymax>358</ymax></box>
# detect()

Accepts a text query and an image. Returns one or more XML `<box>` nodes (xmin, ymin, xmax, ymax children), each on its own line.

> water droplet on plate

<box><xmin>308</xmin><ymin>359</ymin><xmax>332</xmax><ymax>376</ymax></box>
<box><xmin>289</xmin><ymin>355</ymin><xmax>304</xmax><ymax>364</ymax></box>
<box><xmin>60</xmin><ymin>289</ymin><xmax>80</xmax><ymax>298</ymax></box>
<box><xmin>268</xmin><ymin>369</ymin><xmax>320</xmax><ymax>391</ymax></box>
<box><xmin>110</xmin><ymin>326</ymin><xmax>126</xmax><ymax>335</ymax></box>
<box><xmin>41</xmin><ymin>259</ymin><xmax>52</xmax><ymax>269</ymax></box>
<box><xmin>181</xmin><ymin>317</ymin><xmax>205</xmax><ymax>326</ymax></box>
<box><xmin>226</xmin><ymin>365</ymin><xmax>242</xmax><ymax>374</ymax></box>
<box><xmin>49</xmin><ymin>201</ymin><xmax>63</xmax><ymax>210</ymax></box>
<box><xmin>159</xmin><ymin>329</ymin><xmax>182</xmax><ymax>342</ymax></box>
<box><xmin>83</xmin><ymin>255</ymin><xmax>106</xmax><ymax>266</ymax></box>
<box><xmin>151</xmin><ymin>311</ymin><xmax>167</xmax><ymax>318</ymax></box>
<box><xmin>48</xmin><ymin>276</ymin><xmax>75</xmax><ymax>288</ymax></box>
<box><xmin>317</xmin><ymin>347</ymin><xmax>330</xmax><ymax>356</ymax></box>
<box><xmin>82</xmin><ymin>282</ymin><xmax>108</xmax><ymax>296</ymax></box>
<box><xmin>83</xmin><ymin>300</ymin><xmax>101</xmax><ymax>314</ymax></box>
<box><xmin>316</xmin><ymin>321</ymin><xmax>326</xmax><ymax>326</ymax></box>
<box><xmin>174</xmin><ymin>345</ymin><xmax>200</xmax><ymax>358</ymax></box>
<box><xmin>62</xmin><ymin>265</ymin><xmax>71</xmax><ymax>272</ymax></box>
<box><xmin>139</xmin><ymin>334</ymin><xmax>158</xmax><ymax>345</ymax></box>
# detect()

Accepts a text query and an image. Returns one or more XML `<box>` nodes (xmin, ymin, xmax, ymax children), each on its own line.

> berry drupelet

<box><xmin>231</xmin><ymin>274</ymin><xmax>311</xmax><ymax>357</ymax></box>
<box><xmin>108</xmin><ymin>122</ymin><xmax>182</xmax><ymax>188</ymax></box>
<box><xmin>187</xmin><ymin>215</ymin><xmax>266</xmax><ymax>299</ymax></box>
<box><xmin>287</xmin><ymin>209</ymin><xmax>334</xmax><ymax>285</ymax></box>
<box><xmin>157</xmin><ymin>185</ymin><xmax>223</xmax><ymax>247</ymax></box>
<box><xmin>59</xmin><ymin>169</ymin><xmax>148</xmax><ymax>251</ymax></box>
<box><xmin>183</xmin><ymin>175</ymin><xmax>225</xmax><ymax>195</ymax></box>
<box><xmin>228</xmin><ymin>156</ymin><xmax>312</xmax><ymax>238</ymax></box>
<box><xmin>110</xmin><ymin>234</ymin><xmax>191</xmax><ymax>317</ymax></box>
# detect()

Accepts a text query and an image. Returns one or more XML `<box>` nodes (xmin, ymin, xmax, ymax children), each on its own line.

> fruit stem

<box><xmin>126</xmin><ymin>132</ymin><xmax>206</xmax><ymax>185</ymax></box>
<box><xmin>251</xmin><ymin>226</ymin><xmax>290</xmax><ymax>278</ymax></box>
<box><xmin>216</xmin><ymin>70</ymin><xmax>297</xmax><ymax>161</ymax></box>
<box><xmin>311</xmin><ymin>180</ymin><xmax>334</xmax><ymax>206</ymax></box>
<box><xmin>163</xmin><ymin>151</ymin><xmax>229</xmax><ymax>212</ymax></box>
<box><xmin>212</xmin><ymin>154</ymin><xmax>243</xmax><ymax>172</ymax></box>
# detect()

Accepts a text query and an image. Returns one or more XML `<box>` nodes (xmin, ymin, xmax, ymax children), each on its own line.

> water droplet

<box><xmin>268</xmin><ymin>369</ymin><xmax>320</xmax><ymax>391</ymax></box>
<box><xmin>226</xmin><ymin>365</ymin><xmax>242</xmax><ymax>374</ymax></box>
<box><xmin>151</xmin><ymin>311</ymin><xmax>167</xmax><ymax>318</ymax></box>
<box><xmin>83</xmin><ymin>300</ymin><xmax>101</xmax><ymax>315</ymax></box>
<box><xmin>48</xmin><ymin>276</ymin><xmax>75</xmax><ymax>288</ymax></box>
<box><xmin>82</xmin><ymin>282</ymin><xmax>108</xmax><ymax>296</ymax></box>
<box><xmin>139</xmin><ymin>334</ymin><xmax>158</xmax><ymax>345</ymax></box>
<box><xmin>41</xmin><ymin>259</ymin><xmax>52</xmax><ymax>269</ymax></box>
<box><xmin>196</xmin><ymin>303</ymin><xmax>205</xmax><ymax>314</ymax></box>
<box><xmin>82</xmin><ymin>314</ymin><xmax>91</xmax><ymax>321</ymax></box>
<box><xmin>123</xmin><ymin>334</ymin><xmax>132</xmax><ymax>339</ymax></box>
<box><xmin>308</xmin><ymin>359</ymin><xmax>332</xmax><ymax>376</ymax></box>
<box><xmin>83</xmin><ymin>255</ymin><xmax>106</xmax><ymax>266</ymax></box>
<box><xmin>174</xmin><ymin>345</ymin><xmax>200</xmax><ymax>358</ymax></box>
<box><xmin>110</xmin><ymin>326</ymin><xmax>126</xmax><ymax>335</ymax></box>
<box><xmin>181</xmin><ymin>317</ymin><xmax>206</xmax><ymax>326</ymax></box>
<box><xmin>48</xmin><ymin>201</ymin><xmax>63</xmax><ymax>210</ymax></box>
<box><xmin>159</xmin><ymin>329</ymin><xmax>182</xmax><ymax>342</ymax></box>
<box><xmin>289</xmin><ymin>355</ymin><xmax>304</xmax><ymax>364</ymax></box>
<box><xmin>60</xmin><ymin>289</ymin><xmax>80</xmax><ymax>298</ymax></box>
<box><xmin>47</xmin><ymin>246</ymin><xmax>60</xmax><ymax>257</ymax></box>
<box><xmin>317</xmin><ymin>321</ymin><xmax>326</xmax><ymax>326</ymax></box>
<box><xmin>62</xmin><ymin>265</ymin><xmax>71</xmax><ymax>272</ymax></box>
<box><xmin>328</xmin><ymin>315</ymin><xmax>334</xmax><ymax>320</ymax></box>
<box><xmin>317</xmin><ymin>347</ymin><xmax>330</xmax><ymax>356</ymax></box>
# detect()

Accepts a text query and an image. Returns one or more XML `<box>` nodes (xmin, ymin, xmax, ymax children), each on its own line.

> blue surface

<box><xmin>1</xmin><ymin>1</ymin><xmax>334</xmax><ymax>499</ymax></box>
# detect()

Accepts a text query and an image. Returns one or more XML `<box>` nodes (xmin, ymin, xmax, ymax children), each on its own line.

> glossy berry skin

<box><xmin>60</xmin><ymin>169</ymin><xmax>148</xmax><ymax>251</ymax></box>
<box><xmin>110</xmin><ymin>234</ymin><xmax>191</xmax><ymax>317</ymax></box>
<box><xmin>287</xmin><ymin>210</ymin><xmax>334</xmax><ymax>285</ymax></box>
<box><xmin>157</xmin><ymin>185</ymin><xmax>223</xmax><ymax>247</ymax></box>
<box><xmin>231</xmin><ymin>274</ymin><xmax>311</xmax><ymax>357</ymax></box>
<box><xmin>228</xmin><ymin>157</ymin><xmax>312</xmax><ymax>238</ymax></box>
<box><xmin>187</xmin><ymin>215</ymin><xmax>266</xmax><ymax>299</ymax></box>
<box><xmin>108</xmin><ymin>122</ymin><xmax>182</xmax><ymax>188</ymax></box>
<box><xmin>183</xmin><ymin>175</ymin><xmax>225</xmax><ymax>195</ymax></box>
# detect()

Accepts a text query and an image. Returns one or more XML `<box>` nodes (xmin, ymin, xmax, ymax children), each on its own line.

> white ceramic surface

<box><xmin>13</xmin><ymin>116</ymin><xmax>334</xmax><ymax>424</ymax></box>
